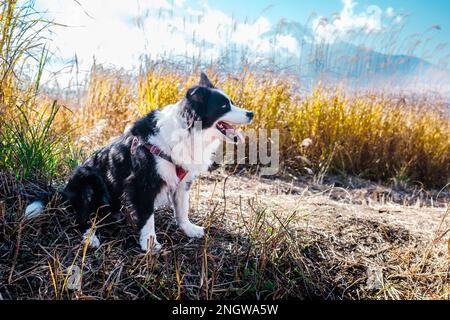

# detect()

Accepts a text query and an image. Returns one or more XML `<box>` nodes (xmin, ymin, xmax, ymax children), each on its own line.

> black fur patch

<box><xmin>60</xmin><ymin>110</ymin><xmax>164</xmax><ymax>235</ymax></box>
<box><xmin>182</xmin><ymin>86</ymin><xmax>232</xmax><ymax>129</ymax></box>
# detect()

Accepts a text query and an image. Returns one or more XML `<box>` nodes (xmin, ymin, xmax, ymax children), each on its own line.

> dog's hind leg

<box><xmin>128</xmin><ymin>178</ymin><xmax>161</xmax><ymax>253</ymax></box>
<box><xmin>71</xmin><ymin>186</ymin><xmax>103</xmax><ymax>249</ymax></box>
<box><xmin>64</xmin><ymin>167</ymin><xmax>110</xmax><ymax>248</ymax></box>
<box><xmin>139</xmin><ymin>213</ymin><xmax>161</xmax><ymax>253</ymax></box>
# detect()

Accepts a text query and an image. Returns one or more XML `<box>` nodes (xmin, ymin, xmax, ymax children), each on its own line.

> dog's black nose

<box><xmin>246</xmin><ymin>112</ymin><xmax>254</xmax><ymax>121</ymax></box>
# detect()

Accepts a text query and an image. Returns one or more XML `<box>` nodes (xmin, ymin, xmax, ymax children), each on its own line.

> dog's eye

<box><xmin>221</xmin><ymin>104</ymin><xmax>227</xmax><ymax>109</ymax></box>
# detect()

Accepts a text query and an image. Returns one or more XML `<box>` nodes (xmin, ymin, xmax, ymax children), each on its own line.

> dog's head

<box><xmin>183</xmin><ymin>72</ymin><xmax>253</xmax><ymax>143</ymax></box>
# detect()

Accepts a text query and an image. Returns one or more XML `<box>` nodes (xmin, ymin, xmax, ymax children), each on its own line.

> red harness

<box><xmin>130</xmin><ymin>137</ymin><xmax>188</xmax><ymax>182</ymax></box>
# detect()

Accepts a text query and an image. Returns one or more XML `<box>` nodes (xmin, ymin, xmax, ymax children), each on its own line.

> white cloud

<box><xmin>312</xmin><ymin>0</ymin><xmax>385</xmax><ymax>43</ymax></box>
<box><xmin>386</xmin><ymin>6</ymin><xmax>403</xmax><ymax>24</ymax></box>
<box><xmin>36</xmin><ymin>0</ymin><xmax>301</xmax><ymax>77</ymax></box>
<box><xmin>36</xmin><ymin>0</ymin><xmax>156</xmax><ymax>69</ymax></box>
<box><xmin>174</xmin><ymin>0</ymin><xmax>186</xmax><ymax>8</ymax></box>
<box><xmin>275</xmin><ymin>35</ymin><xmax>299</xmax><ymax>55</ymax></box>
<box><xmin>386</xmin><ymin>7</ymin><xmax>394</xmax><ymax>17</ymax></box>
<box><xmin>232</xmin><ymin>17</ymin><xmax>270</xmax><ymax>44</ymax></box>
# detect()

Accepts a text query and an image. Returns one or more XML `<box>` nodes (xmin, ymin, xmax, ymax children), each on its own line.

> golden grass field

<box><xmin>0</xmin><ymin>0</ymin><xmax>449</xmax><ymax>300</ymax></box>
<box><xmin>3</xmin><ymin>65</ymin><xmax>450</xmax><ymax>188</ymax></box>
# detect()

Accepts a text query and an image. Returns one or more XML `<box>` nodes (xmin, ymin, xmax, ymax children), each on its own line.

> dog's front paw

<box><xmin>180</xmin><ymin>222</ymin><xmax>205</xmax><ymax>238</ymax></box>
<box><xmin>139</xmin><ymin>234</ymin><xmax>162</xmax><ymax>253</ymax></box>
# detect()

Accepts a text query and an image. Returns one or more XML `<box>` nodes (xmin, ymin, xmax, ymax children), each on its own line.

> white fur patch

<box><xmin>25</xmin><ymin>201</ymin><xmax>44</xmax><ymax>218</ymax></box>
<box><xmin>149</xmin><ymin>102</ymin><xmax>222</xmax><ymax>179</ymax></box>
<box><xmin>139</xmin><ymin>214</ymin><xmax>162</xmax><ymax>253</ymax></box>
<box><xmin>155</xmin><ymin>159</ymin><xmax>181</xmax><ymax>190</ymax></box>
<box><xmin>83</xmin><ymin>229</ymin><xmax>100</xmax><ymax>248</ymax></box>
<box><xmin>180</xmin><ymin>222</ymin><xmax>205</xmax><ymax>238</ymax></box>
<box><xmin>154</xmin><ymin>185</ymin><xmax>172</xmax><ymax>209</ymax></box>
<box><xmin>173</xmin><ymin>187</ymin><xmax>205</xmax><ymax>238</ymax></box>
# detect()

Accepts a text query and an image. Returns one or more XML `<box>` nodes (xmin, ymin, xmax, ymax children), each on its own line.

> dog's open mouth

<box><xmin>216</xmin><ymin>121</ymin><xmax>244</xmax><ymax>143</ymax></box>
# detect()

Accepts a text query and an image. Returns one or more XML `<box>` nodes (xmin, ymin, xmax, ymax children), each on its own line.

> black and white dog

<box><xmin>25</xmin><ymin>73</ymin><xmax>253</xmax><ymax>252</ymax></box>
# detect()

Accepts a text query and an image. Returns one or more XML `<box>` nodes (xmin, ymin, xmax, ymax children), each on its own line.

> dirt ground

<box><xmin>189</xmin><ymin>171</ymin><xmax>449</xmax><ymax>299</ymax></box>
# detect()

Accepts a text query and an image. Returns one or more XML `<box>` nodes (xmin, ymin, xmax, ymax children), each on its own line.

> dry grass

<box><xmin>1</xmin><ymin>0</ymin><xmax>449</xmax><ymax>188</ymax></box>
<box><xmin>35</xmin><ymin>66</ymin><xmax>449</xmax><ymax>188</ymax></box>
<box><xmin>1</xmin><ymin>171</ymin><xmax>448</xmax><ymax>300</ymax></box>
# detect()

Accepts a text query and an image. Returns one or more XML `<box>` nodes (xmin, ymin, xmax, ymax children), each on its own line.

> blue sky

<box><xmin>34</xmin><ymin>0</ymin><xmax>450</xmax><ymax>81</ymax></box>
<box><xmin>211</xmin><ymin>0</ymin><xmax>449</xmax><ymax>21</ymax></box>
<box><xmin>210</xmin><ymin>0</ymin><xmax>450</xmax><ymax>57</ymax></box>
<box><xmin>211</xmin><ymin>0</ymin><xmax>450</xmax><ymax>36</ymax></box>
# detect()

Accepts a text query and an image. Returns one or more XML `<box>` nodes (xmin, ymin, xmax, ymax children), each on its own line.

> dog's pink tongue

<box><xmin>220</xmin><ymin>121</ymin><xmax>244</xmax><ymax>144</ymax></box>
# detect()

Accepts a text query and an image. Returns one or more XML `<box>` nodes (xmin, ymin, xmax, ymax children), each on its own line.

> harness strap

<box><xmin>130</xmin><ymin>137</ymin><xmax>188</xmax><ymax>182</ymax></box>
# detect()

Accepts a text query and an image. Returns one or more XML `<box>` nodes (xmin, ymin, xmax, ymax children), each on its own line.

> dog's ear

<box><xmin>199</xmin><ymin>72</ymin><xmax>215</xmax><ymax>88</ymax></box>
<box><xmin>184</xmin><ymin>86</ymin><xmax>210</xmax><ymax>129</ymax></box>
<box><xmin>186</xmin><ymin>85</ymin><xmax>210</xmax><ymax>104</ymax></box>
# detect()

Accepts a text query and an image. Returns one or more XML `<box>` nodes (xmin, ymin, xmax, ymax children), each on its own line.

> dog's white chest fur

<box><xmin>150</xmin><ymin>102</ymin><xmax>222</xmax><ymax>189</ymax></box>
<box><xmin>153</xmin><ymin>160</ymin><xmax>180</xmax><ymax>209</ymax></box>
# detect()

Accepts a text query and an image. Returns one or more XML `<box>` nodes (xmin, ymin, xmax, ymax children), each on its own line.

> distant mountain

<box><xmin>222</xmin><ymin>21</ymin><xmax>450</xmax><ymax>95</ymax></box>
<box><xmin>297</xmin><ymin>41</ymin><xmax>450</xmax><ymax>94</ymax></box>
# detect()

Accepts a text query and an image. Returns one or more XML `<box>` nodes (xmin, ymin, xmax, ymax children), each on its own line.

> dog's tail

<box><xmin>25</xmin><ymin>189</ymin><xmax>65</xmax><ymax>219</ymax></box>
<box><xmin>25</xmin><ymin>166</ymin><xmax>110</xmax><ymax>219</ymax></box>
